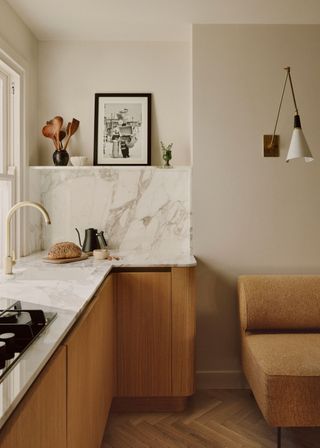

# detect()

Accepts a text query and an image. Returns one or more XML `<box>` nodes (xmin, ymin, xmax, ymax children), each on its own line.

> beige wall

<box><xmin>0</xmin><ymin>0</ymin><xmax>38</xmax><ymax>165</ymax></box>
<box><xmin>193</xmin><ymin>25</ymin><xmax>320</xmax><ymax>386</ymax></box>
<box><xmin>38</xmin><ymin>41</ymin><xmax>191</xmax><ymax>166</ymax></box>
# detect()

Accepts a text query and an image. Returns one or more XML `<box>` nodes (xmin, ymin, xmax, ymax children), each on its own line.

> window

<box><xmin>0</xmin><ymin>57</ymin><xmax>21</xmax><ymax>267</ymax></box>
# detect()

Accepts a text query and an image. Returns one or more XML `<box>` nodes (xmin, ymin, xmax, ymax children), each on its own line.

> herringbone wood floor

<box><xmin>102</xmin><ymin>390</ymin><xmax>320</xmax><ymax>448</ymax></box>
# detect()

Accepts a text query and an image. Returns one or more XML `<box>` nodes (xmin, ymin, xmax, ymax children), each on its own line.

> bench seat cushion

<box><xmin>243</xmin><ymin>333</ymin><xmax>320</xmax><ymax>427</ymax></box>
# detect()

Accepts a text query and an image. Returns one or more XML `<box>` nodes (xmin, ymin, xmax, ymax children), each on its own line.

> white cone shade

<box><xmin>286</xmin><ymin>127</ymin><xmax>313</xmax><ymax>163</ymax></box>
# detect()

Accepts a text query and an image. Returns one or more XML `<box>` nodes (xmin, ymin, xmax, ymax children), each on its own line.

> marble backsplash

<box><xmin>28</xmin><ymin>166</ymin><xmax>191</xmax><ymax>257</ymax></box>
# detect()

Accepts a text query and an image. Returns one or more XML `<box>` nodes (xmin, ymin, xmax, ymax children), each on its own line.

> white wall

<box><xmin>0</xmin><ymin>0</ymin><xmax>38</xmax><ymax>165</ymax></box>
<box><xmin>193</xmin><ymin>25</ymin><xmax>320</xmax><ymax>387</ymax></box>
<box><xmin>38</xmin><ymin>41</ymin><xmax>191</xmax><ymax>166</ymax></box>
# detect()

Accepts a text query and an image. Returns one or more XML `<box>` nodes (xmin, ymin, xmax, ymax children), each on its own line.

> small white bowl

<box><xmin>70</xmin><ymin>156</ymin><xmax>88</xmax><ymax>166</ymax></box>
<box><xmin>93</xmin><ymin>249</ymin><xmax>109</xmax><ymax>260</ymax></box>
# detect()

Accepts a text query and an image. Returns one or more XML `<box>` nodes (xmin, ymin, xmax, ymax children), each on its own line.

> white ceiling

<box><xmin>6</xmin><ymin>0</ymin><xmax>320</xmax><ymax>42</ymax></box>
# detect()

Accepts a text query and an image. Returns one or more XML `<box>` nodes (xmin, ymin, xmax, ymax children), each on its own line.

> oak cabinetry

<box><xmin>0</xmin><ymin>347</ymin><xmax>67</xmax><ymax>448</ymax></box>
<box><xmin>114</xmin><ymin>267</ymin><xmax>196</xmax><ymax>410</ymax></box>
<box><xmin>65</xmin><ymin>274</ymin><xmax>114</xmax><ymax>448</ymax></box>
<box><xmin>171</xmin><ymin>267</ymin><xmax>196</xmax><ymax>396</ymax></box>
<box><xmin>115</xmin><ymin>271</ymin><xmax>172</xmax><ymax>396</ymax></box>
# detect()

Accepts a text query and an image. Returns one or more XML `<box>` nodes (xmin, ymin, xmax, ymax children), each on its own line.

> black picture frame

<box><xmin>94</xmin><ymin>93</ymin><xmax>151</xmax><ymax>166</ymax></box>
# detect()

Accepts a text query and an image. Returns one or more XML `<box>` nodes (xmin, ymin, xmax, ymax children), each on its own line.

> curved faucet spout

<box><xmin>4</xmin><ymin>201</ymin><xmax>51</xmax><ymax>275</ymax></box>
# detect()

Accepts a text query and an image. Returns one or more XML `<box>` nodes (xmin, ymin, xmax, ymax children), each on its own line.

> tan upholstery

<box><xmin>243</xmin><ymin>333</ymin><xmax>320</xmax><ymax>426</ymax></box>
<box><xmin>239</xmin><ymin>275</ymin><xmax>320</xmax><ymax>331</ymax></box>
<box><xmin>238</xmin><ymin>275</ymin><xmax>320</xmax><ymax>428</ymax></box>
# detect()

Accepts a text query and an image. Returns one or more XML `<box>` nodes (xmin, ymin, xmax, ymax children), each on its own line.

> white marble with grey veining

<box><xmin>0</xmin><ymin>250</ymin><xmax>196</xmax><ymax>429</ymax></box>
<box><xmin>29</xmin><ymin>166</ymin><xmax>191</xmax><ymax>257</ymax></box>
<box><xmin>0</xmin><ymin>250</ymin><xmax>196</xmax><ymax>312</ymax></box>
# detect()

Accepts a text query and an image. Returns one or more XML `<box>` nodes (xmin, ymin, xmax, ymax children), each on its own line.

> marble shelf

<box><xmin>29</xmin><ymin>165</ymin><xmax>191</xmax><ymax>170</ymax></box>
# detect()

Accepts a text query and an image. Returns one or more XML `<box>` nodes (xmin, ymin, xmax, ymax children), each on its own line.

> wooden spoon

<box><xmin>52</xmin><ymin>116</ymin><xmax>63</xmax><ymax>149</ymax></box>
<box><xmin>66</xmin><ymin>122</ymin><xmax>71</xmax><ymax>136</ymax></box>
<box><xmin>64</xmin><ymin>118</ymin><xmax>80</xmax><ymax>150</ymax></box>
<box><xmin>59</xmin><ymin>130</ymin><xmax>66</xmax><ymax>143</ymax></box>
<box><xmin>42</xmin><ymin>123</ymin><xmax>59</xmax><ymax>150</ymax></box>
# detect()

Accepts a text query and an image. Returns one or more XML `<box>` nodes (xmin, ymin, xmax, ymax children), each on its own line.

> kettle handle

<box><xmin>96</xmin><ymin>230</ymin><xmax>108</xmax><ymax>248</ymax></box>
<box><xmin>75</xmin><ymin>228</ymin><xmax>82</xmax><ymax>247</ymax></box>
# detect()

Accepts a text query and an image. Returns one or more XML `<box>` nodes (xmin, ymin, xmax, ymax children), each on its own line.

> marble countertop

<box><xmin>0</xmin><ymin>251</ymin><xmax>196</xmax><ymax>312</ymax></box>
<box><xmin>0</xmin><ymin>250</ymin><xmax>196</xmax><ymax>429</ymax></box>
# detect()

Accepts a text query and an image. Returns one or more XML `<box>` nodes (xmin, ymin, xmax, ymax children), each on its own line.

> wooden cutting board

<box><xmin>43</xmin><ymin>253</ymin><xmax>89</xmax><ymax>264</ymax></box>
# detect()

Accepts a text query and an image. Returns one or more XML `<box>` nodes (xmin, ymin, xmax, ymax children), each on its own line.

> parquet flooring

<box><xmin>102</xmin><ymin>390</ymin><xmax>320</xmax><ymax>448</ymax></box>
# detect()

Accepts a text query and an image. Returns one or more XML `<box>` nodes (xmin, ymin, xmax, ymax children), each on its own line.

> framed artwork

<box><xmin>94</xmin><ymin>93</ymin><xmax>151</xmax><ymax>166</ymax></box>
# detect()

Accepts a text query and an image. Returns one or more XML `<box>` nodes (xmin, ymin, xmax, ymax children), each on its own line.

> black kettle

<box><xmin>75</xmin><ymin>228</ymin><xmax>100</xmax><ymax>253</ymax></box>
<box><xmin>96</xmin><ymin>231</ymin><xmax>108</xmax><ymax>249</ymax></box>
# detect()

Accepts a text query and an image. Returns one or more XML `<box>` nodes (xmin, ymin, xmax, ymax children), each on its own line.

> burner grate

<box><xmin>0</xmin><ymin>300</ymin><xmax>57</xmax><ymax>382</ymax></box>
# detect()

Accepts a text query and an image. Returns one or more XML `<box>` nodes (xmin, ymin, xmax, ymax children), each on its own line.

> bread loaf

<box><xmin>48</xmin><ymin>242</ymin><xmax>82</xmax><ymax>260</ymax></box>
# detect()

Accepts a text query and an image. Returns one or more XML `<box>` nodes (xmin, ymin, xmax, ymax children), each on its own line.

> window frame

<box><xmin>0</xmin><ymin>47</ymin><xmax>26</xmax><ymax>262</ymax></box>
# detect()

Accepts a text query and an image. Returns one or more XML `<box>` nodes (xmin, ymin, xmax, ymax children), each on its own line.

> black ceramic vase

<box><xmin>53</xmin><ymin>149</ymin><xmax>69</xmax><ymax>166</ymax></box>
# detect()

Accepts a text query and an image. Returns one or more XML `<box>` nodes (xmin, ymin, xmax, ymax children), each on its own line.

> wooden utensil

<box><xmin>64</xmin><ymin>118</ymin><xmax>80</xmax><ymax>150</ymax></box>
<box><xmin>52</xmin><ymin>116</ymin><xmax>63</xmax><ymax>149</ymax></box>
<box><xmin>66</xmin><ymin>122</ymin><xmax>71</xmax><ymax>136</ymax></box>
<box><xmin>42</xmin><ymin>123</ymin><xmax>59</xmax><ymax>149</ymax></box>
<box><xmin>59</xmin><ymin>130</ymin><xmax>66</xmax><ymax>142</ymax></box>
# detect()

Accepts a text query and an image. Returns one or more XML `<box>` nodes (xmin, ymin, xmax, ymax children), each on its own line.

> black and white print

<box><xmin>94</xmin><ymin>94</ymin><xmax>151</xmax><ymax>165</ymax></box>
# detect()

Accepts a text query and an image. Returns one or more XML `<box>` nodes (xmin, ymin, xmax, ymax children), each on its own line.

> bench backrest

<box><xmin>238</xmin><ymin>275</ymin><xmax>320</xmax><ymax>331</ymax></box>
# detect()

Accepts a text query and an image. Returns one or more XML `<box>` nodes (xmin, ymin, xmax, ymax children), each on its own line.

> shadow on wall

<box><xmin>196</xmin><ymin>258</ymin><xmax>241</xmax><ymax>373</ymax></box>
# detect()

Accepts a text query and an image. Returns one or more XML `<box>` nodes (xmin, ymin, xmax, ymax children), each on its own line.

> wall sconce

<box><xmin>263</xmin><ymin>67</ymin><xmax>314</xmax><ymax>162</ymax></box>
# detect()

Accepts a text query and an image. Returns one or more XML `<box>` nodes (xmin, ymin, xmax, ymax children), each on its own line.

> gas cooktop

<box><xmin>0</xmin><ymin>298</ymin><xmax>57</xmax><ymax>381</ymax></box>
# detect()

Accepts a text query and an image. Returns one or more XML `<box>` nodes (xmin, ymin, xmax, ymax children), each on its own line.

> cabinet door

<box><xmin>172</xmin><ymin>267</ymin><xmax>196</xmax><ymax>396</ymax></box>
<box><xmin>115</xmin><ymin>271</ymin><xmax>172</xmax><ymax>396</ymax></box>
<box><xmin>0</xmin><ymin>347</ymin><xmax>66</xmax><ymax>448</ymax></box>
<box><xmin>66</xmin><ymin>274</ymin><xmax>113</xmax><ymax>448</ymax></box>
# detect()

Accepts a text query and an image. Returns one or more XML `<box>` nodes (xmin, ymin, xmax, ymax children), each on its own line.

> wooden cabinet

<box><xmin>0</xmin><ymin>347</ymin><xmax>66</xmax><ymax>448</ymax></box>
<box><xmin>114</xmin><ymin>267</ymin><xmax>196</xmax><ymax>410</ymax></box>
<box><xmin>171</xmin><ymin>267</ymin><xmax>196</xmax><ymax>396</ymax></box>
<box><xmin>115</xmin><ymin>271</ymin><xmax>172</xmax><ymax>397</ymax></box>
<box><xmin>66</xmin><ymin>274</ymin><xmax>114</xmax><ymax>448</ymax></box>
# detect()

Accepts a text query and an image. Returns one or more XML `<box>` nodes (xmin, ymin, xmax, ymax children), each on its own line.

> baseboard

<box><xmin>196</xmin><ymin>370</ymin><xmax>249</xmax><ymax>389</ymax></box>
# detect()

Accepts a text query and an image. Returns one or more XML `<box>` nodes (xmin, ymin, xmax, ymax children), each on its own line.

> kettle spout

<box><xmin>75</xmin><ymin>228</ymin><xmax>82</xmax><ymax>247</ymax></box>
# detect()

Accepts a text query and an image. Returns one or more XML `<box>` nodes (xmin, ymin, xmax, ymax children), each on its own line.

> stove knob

<box><xmin>0</xmin><ymin>333</ymin><xmax>15</xmax><ymax>359</ymax></box>
<box><xmin>0</xmin><ymin>341</ymin><xmax>6</xmax><ymax>369</ymax></box>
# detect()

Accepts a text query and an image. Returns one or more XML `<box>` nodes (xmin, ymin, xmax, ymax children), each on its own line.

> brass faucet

<box><xmin>4</xmin><ymin>201</ymin><xmax>51</xmax><ymax>275</ymax></box>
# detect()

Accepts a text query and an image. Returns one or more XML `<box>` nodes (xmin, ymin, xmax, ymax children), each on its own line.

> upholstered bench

<box><xmin>238</xmin><ymin>275</ymin><xmax>320</xmax><ymax>448</ymax></box>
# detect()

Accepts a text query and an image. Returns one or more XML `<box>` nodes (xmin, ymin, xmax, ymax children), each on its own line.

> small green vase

<box><xmin>162</xmin><ymin>150</ymin><xmax>172</xmax><ymax>168</ymax></box>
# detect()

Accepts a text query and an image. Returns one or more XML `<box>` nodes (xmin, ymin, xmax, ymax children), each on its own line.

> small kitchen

<box><xmin>0</xmin><ymin>16</ymin><xmax>198</xmax><ymax>446</ymax></box>
<box><xmin>0</xmin><ymin>77</ymin><xmax>195</xmax><ymax>447</ymax></box>
<box><xmin>0</xmin><ymin>1</ymin><xmax>196</xmax><ymax>443</ymax></box>
<box><xmin>3</xmin><ymin>1</ymin><xmax>320</xmax><ymax>447</ymax></box>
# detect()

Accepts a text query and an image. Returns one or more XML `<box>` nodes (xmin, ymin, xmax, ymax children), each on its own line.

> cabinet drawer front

<box><xmin>116</xmin><ymin>272</ymin><xmax>172</xmax><ymax>396</ymax></box>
